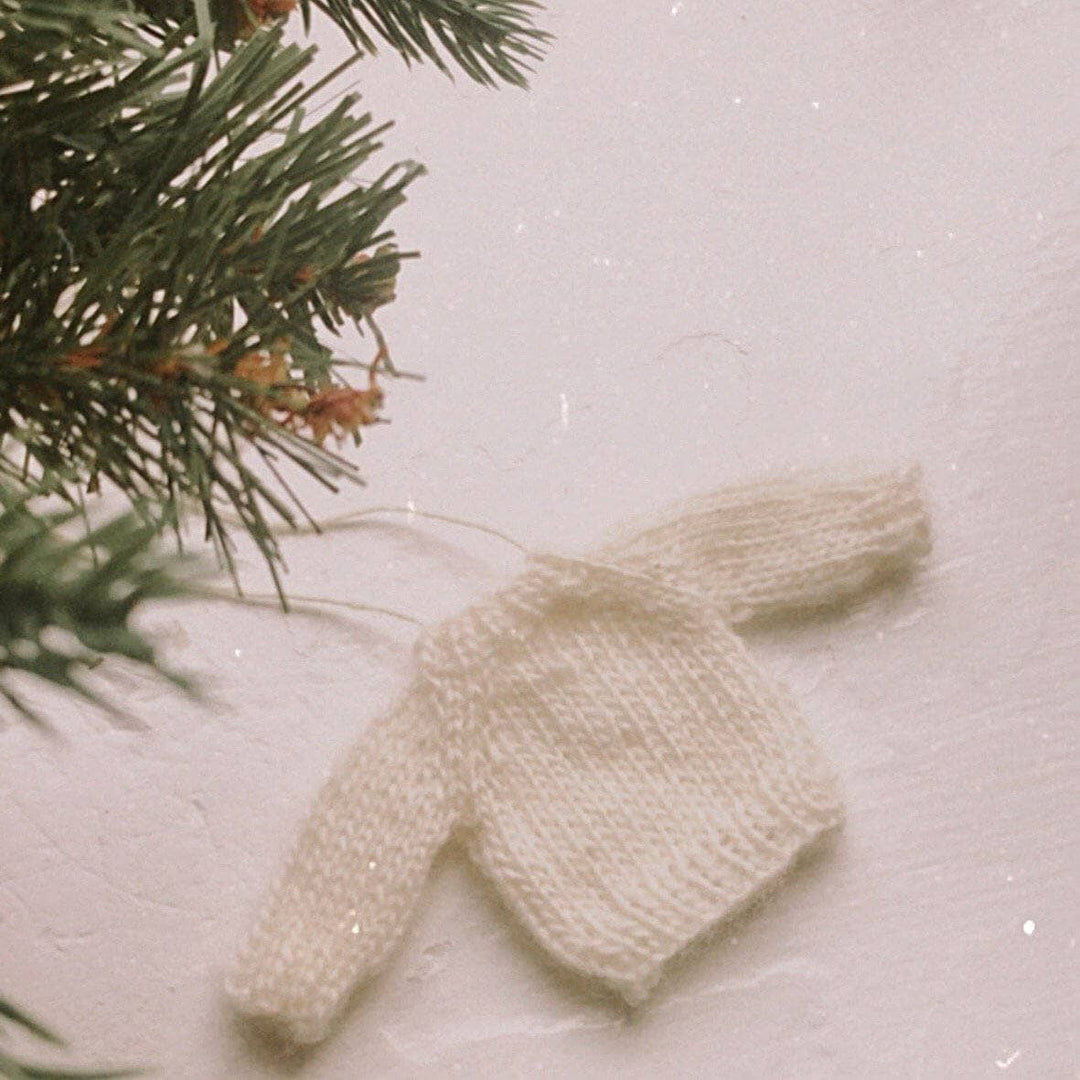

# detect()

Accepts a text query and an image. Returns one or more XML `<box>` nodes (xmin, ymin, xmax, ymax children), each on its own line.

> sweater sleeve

<box><xmin>227</xmin><ymin>681</ymin><xmax>460</xmax><ymax>1044</ymax></box>
<box><xmin>597</xmin><ymin>465</ymin><xmax>931</xmax><ymax>624</ymax></box>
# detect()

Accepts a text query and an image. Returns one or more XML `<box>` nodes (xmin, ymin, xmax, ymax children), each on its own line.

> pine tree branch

<box><xmin>0</xmin><ymin>477</ymin><xmax>194</xmax><ymax>728</ymax></box>
<box><xmin>309</xmin><ymin>0</ymin><xmax>551</xmax><ymax>86</ymax></box>
<box><xmin>1</xmin><ymin>12</ymin><xmax>421</xmax><ymax>577</ymax></box>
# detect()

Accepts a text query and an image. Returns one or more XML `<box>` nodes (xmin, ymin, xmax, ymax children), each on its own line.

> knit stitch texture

<box><xmin>228</xmin><ymin>465</ymin><xmax>931</xmax><ymax>1044</ymax></box>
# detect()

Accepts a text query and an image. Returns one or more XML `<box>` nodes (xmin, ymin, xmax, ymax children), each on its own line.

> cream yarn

<box><xmin>228</xmin><ymin>465</ymin><xmax>931</xmax><ymax>1044</ymax></box>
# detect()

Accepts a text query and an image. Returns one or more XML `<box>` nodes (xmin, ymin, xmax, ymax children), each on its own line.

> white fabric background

<box><xmin>1</xmin><ymin>1</ymin><xmax>1076</xmax><ymax>1076</ymax></box>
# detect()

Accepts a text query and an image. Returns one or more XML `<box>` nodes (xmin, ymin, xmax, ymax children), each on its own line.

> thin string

<box><xmin>217</xmin><ymin>503</ymin><xmax>528</xmax><ymax>552</ymax></box>
<box><xmin>196</xmin><ymin>586</ymin><xmax>422</xmax><ymax>627</ymax></box>
<box><xmin>201</xmin><ymin>506</ymin><xmax>528</xmax><ymax>627</ymax></box>
<box><xmin>297</xmin><ymin>505</ymin><xmax>530</xmax><ymax>553</ymax></box>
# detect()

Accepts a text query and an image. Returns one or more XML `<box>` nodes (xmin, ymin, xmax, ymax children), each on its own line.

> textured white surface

<box><xmin>1</xmin><ymin>0</ymin><xmax>1077</xmax><ymax>1077</ymax></box>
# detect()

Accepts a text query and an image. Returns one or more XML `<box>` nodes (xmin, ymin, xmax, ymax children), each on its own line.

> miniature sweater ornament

<box><xmin>228</xmin><ymin>465</ymin><xmax>931</xmax><ymax>1044</ymax></box>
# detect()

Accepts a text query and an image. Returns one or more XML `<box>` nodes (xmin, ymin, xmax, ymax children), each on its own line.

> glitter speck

<box><xmin>811</xmin><ymin>100</ymin><xmax>820</xmax><ymax>110</ymax></box>
<box><xmin>915</xmin><ymin>249</ymin><xmax>925</xmax><ymax>259</ymax></box>
<box><xmin>670</xmin><ymin>1</ymin><xmax>683</xmax><ymax>14</ymax></box>
<box><xmin>368</xmin><ymin>860</ymin><xmax>377</xmax><ymax>870</ymax></box>
<box><xmin>1022</xmin><ymin>919</ymin><xmax>1035</xmax><ymax>936</ymax></box>
<box><xmin>351</xmin><ymin>923</ymin><xmax>360</xmax><ymax>935</ymax></box>
<box><xmin>233</xmin><ymin>648</ymin><xmax>242</xmax><ymax>658</ymax></box>
<box><xmin>995</xmin><ymin>1049</ymin><xmax>1022</xmax><ymax>1070</ymax></box>
<box><xmin>732</xmin><ymin>96</ymin><xmax>742</xmax><ymax>105</ymax></box>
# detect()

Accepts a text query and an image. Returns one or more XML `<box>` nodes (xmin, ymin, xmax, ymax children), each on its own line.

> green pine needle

<box><xmin>0</xmin><ymin>996</ymin><xmax>140</xmax><ymax>1079</ymax></box>
<box><xmin>309</xmin><ymin>0</ymin><xmax>551</xmax><ymax>86</ymax></box>
<box><xmin>0</xmin><ymin>1001</ymin><xmax>64</xmax><ymax>1049</ymax></box>
<box><xmin>0</xmin><ymin>478</ymin><xmax>195</xmax><ymax>727</ymax></box>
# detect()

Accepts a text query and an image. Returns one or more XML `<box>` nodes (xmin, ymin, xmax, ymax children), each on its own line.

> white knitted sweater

<box><xmin>228</xmin><ymin>466</ymin><xmax>931</xmax><ymax>1043</ymax></box>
